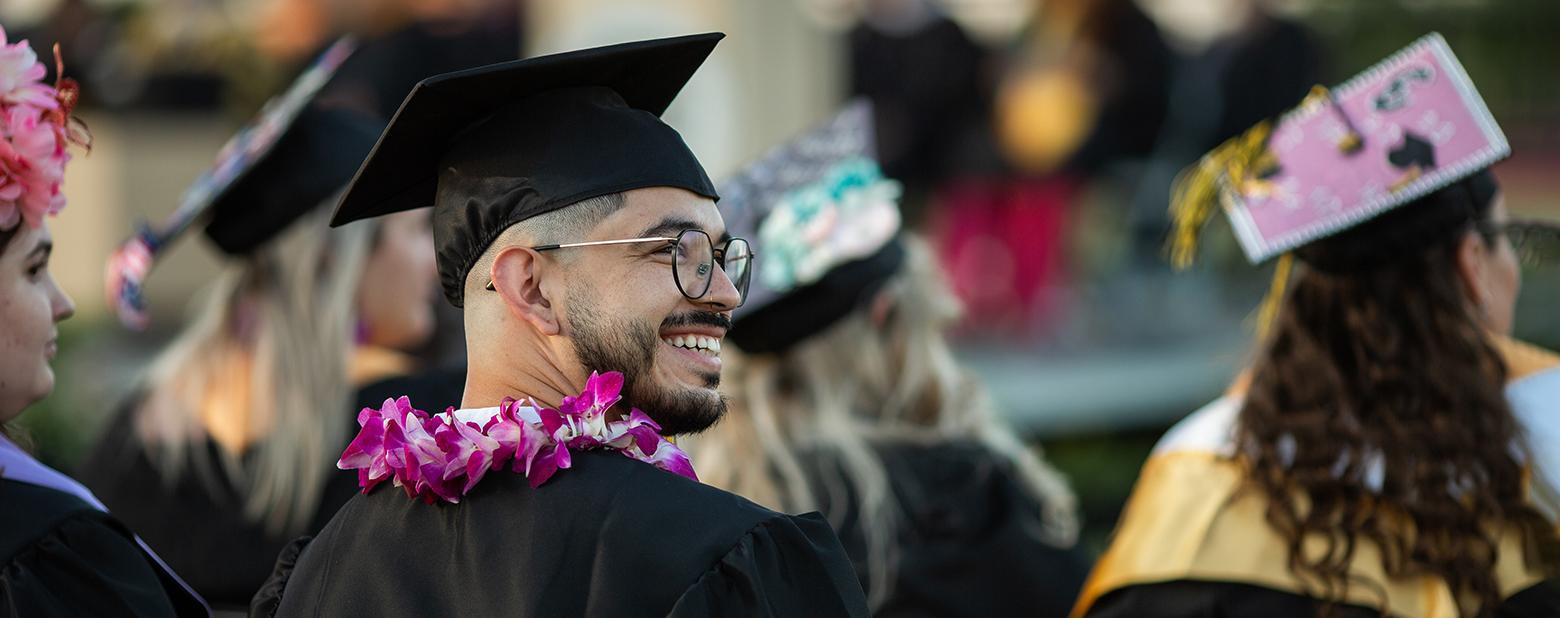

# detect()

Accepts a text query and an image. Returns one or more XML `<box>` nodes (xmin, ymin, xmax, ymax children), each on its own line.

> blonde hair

<box><xmin>689</xmin><ymin>236</ymin><xmax>1079</xmax><ymax>608</ymax></box>
<box><xmin>134</xmin><ymin>205</ymin><xmax>374</xmax><ymax>535</ymax></box>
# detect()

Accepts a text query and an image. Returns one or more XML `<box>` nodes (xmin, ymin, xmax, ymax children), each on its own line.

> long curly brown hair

<box><xmin>1237</xmin><ymin>171</ymin><xmax>1560</xmax><ymax>617</ymax></box>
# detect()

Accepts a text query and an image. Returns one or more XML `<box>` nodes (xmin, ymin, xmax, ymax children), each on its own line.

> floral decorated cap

<box><xmin>1170</xmin><ymin>33</ymin><xmax>1509</xmax><ymax>267</ymax></box>
<box><xmin>722</xmin><ymin>100</ymin><xmax>905</xmax><ymax>354</ymax></box>
<box><xmin>0</xmin><ymin>26</ymin><xmax>88</xmax><ymax>233</ymax></box>
<box><xmin>106</xmin><ymin>38</ymin><xmax>374</xmax><ymax>329</ymax></box>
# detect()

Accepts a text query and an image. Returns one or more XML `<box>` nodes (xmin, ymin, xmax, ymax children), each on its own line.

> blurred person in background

<box><xmin>0</xmin><ymin>26</ymin><xmax>206</xmax><ymax>616</ymax></box>
<box><xmin>1122</xmin><ymin>0</ymin><xmax>1322</xmax><ymax>265</ymax></box>
<box><xmin>939</xmin><ymin>0</ymin><xmax>1174</xmax><ymax>340</ymax></box>
<box><xmin>1076</xmin><ymin>36</ymin><xmax>1560</xmax><ymax>617</ymax></box>
<box><xmin>692</xmin><ymin>103</ymin><xmax>1087</xmax><ymax>616</ymax></box>
<box><xmin>76</xmin><ymin>45</ymin><xmax>449</xmax><ymax>613</ymax></box>
<box><xmin>253</xmin><ymin>0</ymin><xmax>520</xmax><ymax>122</ymax></box>
<box><xmin>847</xmin><ymin>0</ymin><xmax>990</xmax><ymax>226</ymax></box>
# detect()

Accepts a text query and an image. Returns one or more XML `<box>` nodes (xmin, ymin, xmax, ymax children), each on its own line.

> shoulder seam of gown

<box><xmin>670</xmin><ymin>515</ymin><xmax>794</xmax><ymax>613</ymax></box>
<box><xmin>1</xmin><ymin>509</ymin><xmax>130</xmax><ymax>570</ymax></box>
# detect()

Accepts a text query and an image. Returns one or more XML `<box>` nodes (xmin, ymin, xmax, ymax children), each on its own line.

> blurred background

<box><xmin>8</xmin><ymin>0</ymin><xmax>1560</xmax><ymax>553</ymax></box>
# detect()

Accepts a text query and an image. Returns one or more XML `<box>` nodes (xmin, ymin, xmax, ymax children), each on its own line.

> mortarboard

<box><xmin>722</xmin><ymin>101</ymin><xmax>905</xmax><ymax>354</ymax></box>
<box><xmin>328</xmin><ymin>33</ymin><xmax>724</xmax><ymax>307</ymax></box>
<box><xmin>106</xmin><ymin>38</ymin><xmax>377</xmax><ymax>328</ymax></box>
<box><xmin>1169</xmin><ymin>32</ymin><xmax>1509</xmax><ymax>268</ymax></box>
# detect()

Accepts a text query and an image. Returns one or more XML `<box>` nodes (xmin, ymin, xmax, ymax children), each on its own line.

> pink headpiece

<box><xmin>0</xmin><ymin>24</ymin><xmax>88</xmax><ymax>232</ymax></box>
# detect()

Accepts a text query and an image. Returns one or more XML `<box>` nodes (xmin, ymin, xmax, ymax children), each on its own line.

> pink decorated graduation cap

<box><xmin>1170</xmin><ymin>33</ymin><xmax>1509</xmax><ymax>266</ymax></box>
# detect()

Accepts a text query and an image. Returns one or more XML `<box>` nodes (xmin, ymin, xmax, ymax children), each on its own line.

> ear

<box><xmin>868</xmin><ymin>287</ymin><xmax>897</xmax><ymax>330</ymax></box>
<box><xmin>490</xmin><ymin>246</ymin><xmax>561</xmax><ymax>336</ymax></box>
<box><xmin>1453</xmin><ymin>229</ymin><xmax>1489</xmax><ymax>310</ymax></box>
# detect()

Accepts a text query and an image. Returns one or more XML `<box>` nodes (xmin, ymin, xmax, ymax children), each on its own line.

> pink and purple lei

<box><xmin>338</xmin><ymin>371</ymin><xmax>698</xmax><ymax>503</ymax></box>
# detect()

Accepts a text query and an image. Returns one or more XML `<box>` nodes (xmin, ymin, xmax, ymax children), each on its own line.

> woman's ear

<box><xmin>868</xmin><ymin>287</ymin><xmax>897</xmax><ymax>330</ymax></box>
<box><xmin>490</xmin><ymin>246</ymin><xmax>560</xmax><ymax>336</ymax></box>
<box><xmin>1453</xmin><ymin>229</ymin><xmax>1491</xmax><ymax>312</ymax></box>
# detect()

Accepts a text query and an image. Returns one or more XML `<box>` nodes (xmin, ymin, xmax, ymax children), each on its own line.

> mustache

<box><xmin>660</xmin><ymin>311</ymin><xmax>732</xmax><ymax>331</ymax></box>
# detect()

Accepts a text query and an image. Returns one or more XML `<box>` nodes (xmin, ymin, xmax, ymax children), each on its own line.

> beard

<box><xmin>566</xmin><ymin>287</ymin><xmax>727</xmax><ymax>436</ymax></box>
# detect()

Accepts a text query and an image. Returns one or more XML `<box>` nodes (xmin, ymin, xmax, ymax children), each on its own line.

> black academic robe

<box><xmin>812</xmin><ymin>442</ymin><xmax>1089</xmax><ymax>617</ymax></box>
<box><xmin>77</xmin><ymin>367</ymin><xmax>466</xmax><ymax>611</ymax></box>
<box><xmin>252</xmin><ymin>449</ymin><xmax>870</xmax><ymax>617</ymax></box>
<box><xmin>0</xmin><ymin>479</ymin><xmax>206</xmax><ymax>617</ymax></box>
<box><xmin>1086</xmin><ymin>579</ymin><xmax>1560</xmax><ymax>617</ymax></box>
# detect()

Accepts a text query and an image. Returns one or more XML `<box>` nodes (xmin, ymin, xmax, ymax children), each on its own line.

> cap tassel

<box><xmin>1167</xmin><ymin>120</ymin><xmax>1275</xmax><ymax>269</ymax></box>
<box><xmin>1253</xmin><ymin>252</ymin><xmax>1295</xmax><ymax>340</ymax></box>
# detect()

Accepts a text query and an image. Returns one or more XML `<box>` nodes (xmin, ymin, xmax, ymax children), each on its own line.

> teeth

<box><xmin>662</xmin><ymin>335</ymin><xmax>722</xmax><ymax>355</ymax></box>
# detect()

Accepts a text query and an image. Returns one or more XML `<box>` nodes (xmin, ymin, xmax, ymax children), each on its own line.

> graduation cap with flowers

<box><xmin>722</xmin><ymin>100</ymin><xmax>905</xmax><ymax>354</ymax></box>
<box><xmin>105</xmin><ymin>38</ymin><xmax>380</xmax><ymax>329</ymax></box>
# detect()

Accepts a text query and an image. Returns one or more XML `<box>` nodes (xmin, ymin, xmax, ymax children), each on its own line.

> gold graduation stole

<box><xmin>1072</xmin><ymin>338</ymin><xmax>1560</xmax><ymax>618</ymax></box>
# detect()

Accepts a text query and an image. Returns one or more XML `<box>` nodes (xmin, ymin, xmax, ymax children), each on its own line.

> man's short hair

<box><xmin>462</xmin><ymin>191</ymin><xmax>627</xmax><ymax>300</ymax></box>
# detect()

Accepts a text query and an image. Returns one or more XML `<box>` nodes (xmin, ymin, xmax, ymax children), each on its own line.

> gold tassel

<box><xmin>1254</xmin><ymin>252</ymin><xmax>1294</xmax><ymax>340</ymax></box>
<box><xmin>1167</xmin><ymin>85</ymin><xmax>1367</xmax><ymax>270</ymax></box>
<box><xmin>1166</xmin><ymin>120</ymin><xmax>1275</xmax><ymax>269</ymax></box>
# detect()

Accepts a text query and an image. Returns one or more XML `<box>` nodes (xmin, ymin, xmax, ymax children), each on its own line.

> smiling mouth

<box><xmin>661</xmin><ymin>334</ymin><xmax>722</xmax><ymax>358</ymax></box>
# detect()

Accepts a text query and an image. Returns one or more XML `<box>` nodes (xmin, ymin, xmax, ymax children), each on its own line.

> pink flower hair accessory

<box><xmin>338</xmin><ymin>371</ymin><xmax>699</xmax><ymax>504</ymax></box>
<box><xmin>0</xmin><ymin>26</ymin><xmax>88</xmax><ymax>232</ymax></box>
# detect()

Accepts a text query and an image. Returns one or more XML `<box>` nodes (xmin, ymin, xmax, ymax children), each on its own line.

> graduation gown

<box><xmin>1074</xmin><ymin>338</ymin><xmax>1560</xmax><ymax>618</ymax></box>
<box><xmin>0</xmin><ymin>438</ymin><xmax>207</xmax><ymax>617</ymax></box>
<box><xmin>810</xmin><ymin>441</ymin><xmax>1089</xmax><ymax>616</ymax></box>
<box><xmin>252</xmin><ymin>443</ymin><xmax>870</xmax><ymax>617</ymax></box>
<box><xmin>76</xmin><ymin>366</ymin><xmax>466</xmax><ymax>611</ymax></box>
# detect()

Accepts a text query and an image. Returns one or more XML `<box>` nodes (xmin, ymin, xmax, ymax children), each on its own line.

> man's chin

<box><xmin>628</xmin><ymin>383</ymin><xmax>726</xmax><ymax>436</ymax></box>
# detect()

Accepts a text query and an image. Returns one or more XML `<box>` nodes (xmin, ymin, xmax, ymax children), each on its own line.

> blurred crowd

<box><xmin>2</xmin><ymin>0</ymin><xmax>1560</xmax><ymax>616</ymax></box>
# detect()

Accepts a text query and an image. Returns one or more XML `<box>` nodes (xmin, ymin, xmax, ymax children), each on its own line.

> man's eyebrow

<box><xmin>638</xmin><ymin>217</ymin><xmax>724</xmax><ymax>240</ymax></box>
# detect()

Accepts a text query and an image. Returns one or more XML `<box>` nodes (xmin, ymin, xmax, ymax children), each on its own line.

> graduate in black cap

<box><xmin>251</xmin><ymin>34</ymin><xmax>869</xmax><ymax>617</ymax></box>
<box><xmin>687</xmin><ymin>102</ymin><xmax>1090</xmax><ymax>617</ymax></box>
<box><xmin>76</xmin><ymin>41</ymin><xmax>458</xmax><ymax>612</ymax></box>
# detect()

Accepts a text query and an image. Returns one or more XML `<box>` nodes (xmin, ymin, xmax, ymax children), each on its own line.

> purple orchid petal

<box><xmin>627</xmin><ymin>408</ymin><xmax>662</xmax><ymax>432</ymax></box>
<box><xmin>581</xmin><ymin>371</ymin><xmax>625</xmax><ymax>415</ymax></box>
<box><xmin>537</xmin><ymin>406</ymin><xmax>565</xmax><ymax>437</ymax></box>
<box><xmin>641</xmin><ymin>441</ymin><xmax>699</xmax><ymax>482</ymax></box>
<box><xmin>528</xmin><ymin>445</ymin><xmax>561</xmax><ymax>488</ymax></box>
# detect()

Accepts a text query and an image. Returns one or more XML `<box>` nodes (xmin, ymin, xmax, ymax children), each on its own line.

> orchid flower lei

<box><xmin>0</xmin><ymin>25</ymin><xmax>88</xmax><ymax>231</ymax></box>
<box><xmin>338</xmin><ymin>371</ymin><xmax>698</xmax><ymax>503</ymax></box>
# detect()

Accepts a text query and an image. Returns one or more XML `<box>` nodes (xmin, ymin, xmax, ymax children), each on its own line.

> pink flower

<box><xmin>0</xmin><ymin>28</ymin><xmax>55</xmax><ymax>110</ymax></box>
<box><xmin>0</xmin><ymin>26</ymin><xmax>75</xmax><ymax>232</ymax></box>
<box><xmin>337</xmin><ymin>398</ymin><xmax>397</xmax><ymax>492</ymax></box>
<box><xmin>437</xmin><ymin>415</ymin><xmax>500</xmax><ymax>494</ymax></box>
<box><xmin>486</xmin><ymin>398</ymin><xmax>546</xmax><ymax>475</ymax></box>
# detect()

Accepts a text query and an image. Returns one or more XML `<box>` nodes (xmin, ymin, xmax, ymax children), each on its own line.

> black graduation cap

<box><xmin>329</xmin><ymin>33</ymin><xmax>725</xmax><ymax>307</ymax></box>
<box><xmin>721</xmin><ymin>101</ymin><xmax>907</xmax><ymax>354</ymax></box>
<box><xmin>202</xmin><ymin>107</ymin><xmax>384</xmax><ymax>254</ymax></box>
<box><xmin>107</xmin><ymin>39</ymin><xmax>379</xmax><ymax>328</ymax></box>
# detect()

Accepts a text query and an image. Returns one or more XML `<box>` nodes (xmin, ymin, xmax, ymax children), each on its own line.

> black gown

<box><xmin>1085</xmin><ymin>579</ymin><xmax>1560</xmax><ymax>617</ymax></box>
<box><xmin>810</xmin><ymin>441</ymin><xmax>1090</xmax><ymax>617</ymax></box>
<box><xmin>77</xmin><ymin>367</ymin><xmax>466</xmax><ymax>611</ymax></box>
<box><xmin>0</xmin><ymin>479</ymin><xmax>207</xmax><ymax>617</ymax></box>
<box><xmin>252</xmin><ymin>449</ymin><xmax>871</xmax><ymax>617</ymax></box>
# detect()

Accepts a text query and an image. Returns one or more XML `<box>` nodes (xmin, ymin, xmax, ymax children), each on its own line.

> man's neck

<box><xmin>460</xmin><ymin>344</ymin><xmax>583</xmax><ymax>411</ymax></box>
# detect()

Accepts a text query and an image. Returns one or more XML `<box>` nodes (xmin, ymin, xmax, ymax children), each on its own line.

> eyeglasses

<box><xmin>1482</xmin><ymin>218</ymin><xmax>1560</xmax><ymax>267</ymax></box>
<box><xmin>486</xmin><ymin>229</ymin><xmax>753</xmax><ymax>306</ymax></box>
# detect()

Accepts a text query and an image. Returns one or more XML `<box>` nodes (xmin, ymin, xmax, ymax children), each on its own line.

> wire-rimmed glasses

<box><xmin>487</xmin><ymin>229</ymin><xmax>753</xmax><ymax>306</ymax></box>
